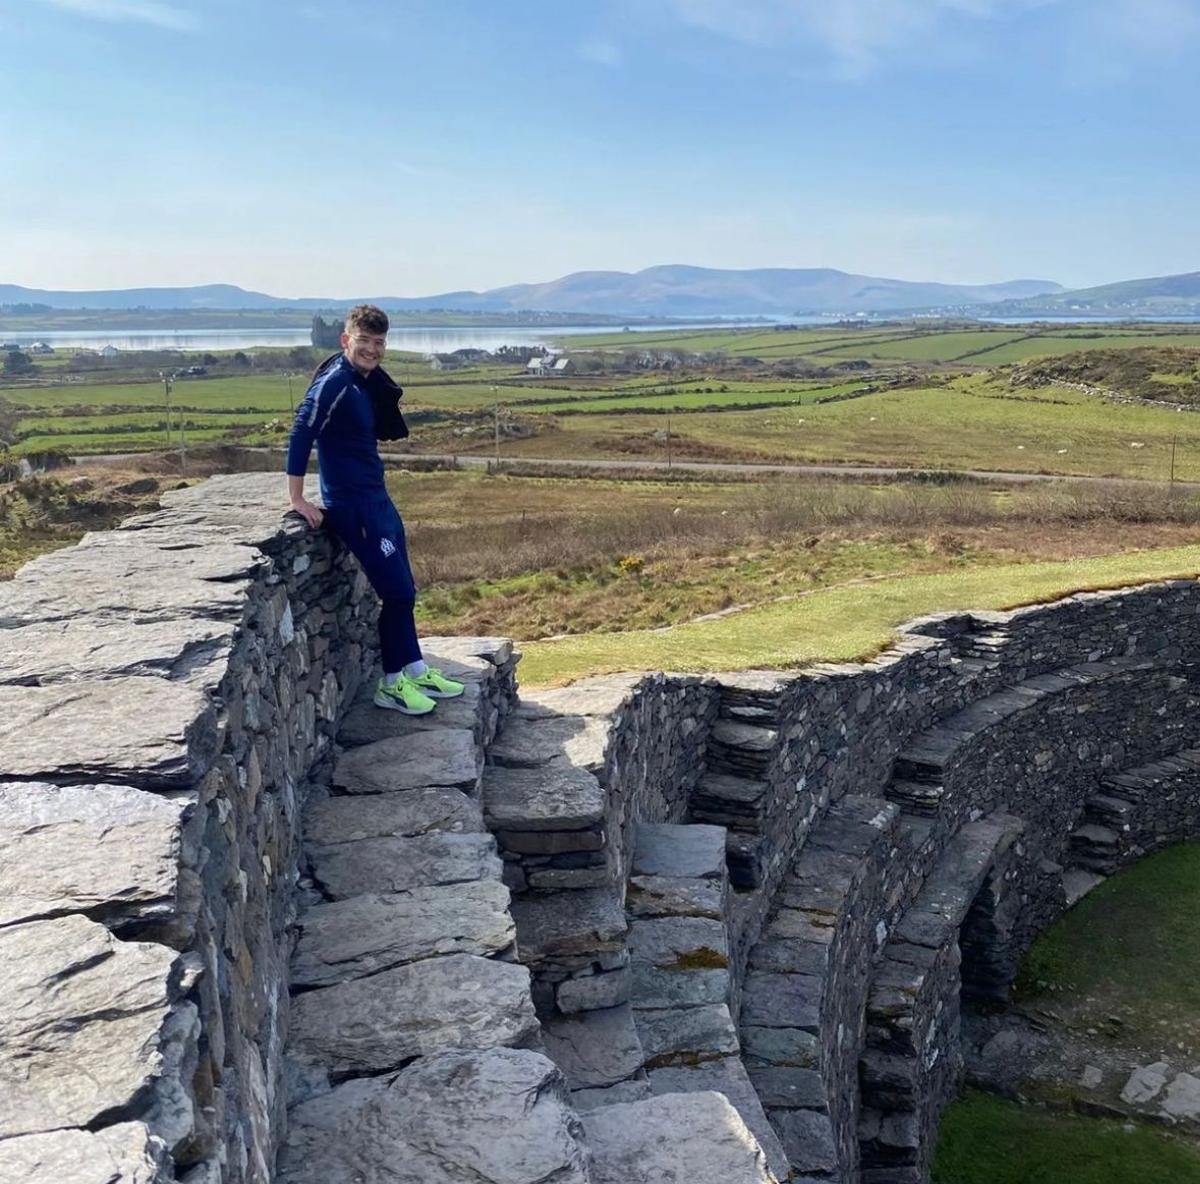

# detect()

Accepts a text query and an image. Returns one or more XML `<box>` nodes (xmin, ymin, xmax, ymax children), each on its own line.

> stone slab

<box><xmin>291</xmin><ymin>880</ymin><xmax>514</xmax><ymax>988</ymax></box>
<box><xmin>0</xmin><ymin>914</ymin><xmax>178</xmax><ymax>1137</ymax></box>
<box><xmin>512</xmin><ymin>888</ymin><xmax>627</xmax><ymax>965</ymax></box>
<box><xmin>308</xmin><ymin>831</ymin><xmax>501</xmax><ymax>898</ymax></box>
<box><xmin>515</xmin><ymin>674</ymin><xmax>644</xmax><ymax>720</ymax></box>
<box><xmin>0</xmin><ymin>678</ymin><xmax>218</xmax><ymax>789</ymax></box>
<box><xmin>304</xmin><ymin>787</ymin><xmax>484</xmax><ymax>845</ymax></box>
<box><xmin>634</xmin><ymin>1003</ymin><xmax>740</xmax><ymax>1062</ymax></box>
<box><xmin>541</xmin><ymin>1004</ymin><xmax>645</xmax><ymax>1089</ymax></box>
<box><xmin>288</xmin><ymin>953</ymin><xmax>537</xmax><ymax>1077</ymax></box>
<box><xmin>0</xmin><ymin>781</ymin><xmax>191</xmax><ymax>929</ymax></box>
<box><xmin>331</xmin><ymin>729</ymin><xmax>481</xmax><ymax>794</ymax></box>
<box><xmin>337</xmin><ymin>680</ymin><xmax>483</xmax><ymax>746</ymax></box>
<box><xmin>557</xmin><ymin>967</ymin><xmax>631</xmax><ymax>1013</ymax></box>
<box><xmin>278</xmin><ymin>1048</ymin><xmax>588</xmax><ymax>1184</ymax></box>
<box><xmin>583</xmin><ymin>1091</ymin><xmax>777</xmax><ymax>1184</ymax></box>
<box><xmin>0</xmin><ymin>1123</ymin><xmax>172</xmax><ymax>1184</ymax></box>
<box><xmin>647</xmin><ymin>1057</ymin><xmax>790</xmax><ymax>1183</ymax></box>
<box><xmin>627</xmin><ymin>873</ymin><xmax>724</xmax><ymax>920</ymax></box>
<box><xmin>740</xmin><ymin>973</ymin><xmax>822</xmax><ymax>1031</ymax></box>
<box><xmin>570</xmin><ymin>1078</ymin><xmax>653</xmax><ymax>1111</ymax></box>
<box><xmin>770</xmin><ymin>1108</ymin><xmax>838</xmax><ymax>1175</ymax></box>
<box><xmin>483</xmin><ymin>760</ymin><xmax>606</xmax><ymax>831</ymax></box>
<box><xmin>629</xmin><ymin>916</ymin><xmax>731</xmax><ymax>1008</ymax></box>
<box><xmin>487</xmin><ymin>715</ymin><xmax>610</xmax><ymax>774</ymax></box>
<box><xmin>0</xmin><ymin>617</ymin><xmax>236</xmax><ymax>689</ymax></box>
<box><xmin>632</xmin><ymin>823</ymin><xmax>728</xmax><ymax>880</ymax></box>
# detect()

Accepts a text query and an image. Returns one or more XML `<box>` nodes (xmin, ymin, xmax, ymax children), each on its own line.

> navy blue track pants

<box><xmin>324</xmin><ymin>495</ymin><xmax>422</xmax><ymax>671</ymax></box>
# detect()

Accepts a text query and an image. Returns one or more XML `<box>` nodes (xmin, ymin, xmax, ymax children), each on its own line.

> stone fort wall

<box><xmin>3</xmin><ymin>472</ymin><xmax>1200</xmax><ymax>1184</ymax></box>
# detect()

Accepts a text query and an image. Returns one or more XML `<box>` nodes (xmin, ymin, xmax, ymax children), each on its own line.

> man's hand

<box><xmin>289</xmin><ymin>495</ymin><xmax>324</xmax><ymax>529</ymax></box>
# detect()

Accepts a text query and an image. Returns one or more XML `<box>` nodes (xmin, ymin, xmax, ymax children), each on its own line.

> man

<box><xmin>286</xmin><ymin>303</ymin><xmax>464</xmax><ymax>714</ymax></box>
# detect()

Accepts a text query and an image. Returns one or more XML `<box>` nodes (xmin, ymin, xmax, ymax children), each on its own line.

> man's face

<box><xmin>342</xmin><ymin>328</ymin><xmax>387</xmax><ymax>373</ymax></box>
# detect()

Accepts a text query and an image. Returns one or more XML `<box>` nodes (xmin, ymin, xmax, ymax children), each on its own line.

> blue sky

<box><xmin>2</xmin><ymin>0</ymin><xmax>1198</xmax><ymax>296</ymax></box>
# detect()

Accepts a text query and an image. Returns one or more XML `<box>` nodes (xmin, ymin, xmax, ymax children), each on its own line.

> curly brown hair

<box><xmin>343</xmin><ymin>304</ymin><xmax>389</xmax><ymax>335</ymax></box>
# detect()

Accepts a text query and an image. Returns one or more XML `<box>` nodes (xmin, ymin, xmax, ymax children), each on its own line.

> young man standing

<box><xmin>286</xmin><ymin>303</ymin><xmax>463</xmax><ymax>714</ymax></box>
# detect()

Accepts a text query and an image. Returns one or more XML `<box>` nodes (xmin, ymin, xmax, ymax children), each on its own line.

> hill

<box><xmin>0</xmin><ymin>266</ymin><xmax>1063</xmax><ymax>318</ymax></box>
<box><xmin>989</xmin><ymin>271</ymin><xmax>1200</xmax><ymax>318</ymax></box>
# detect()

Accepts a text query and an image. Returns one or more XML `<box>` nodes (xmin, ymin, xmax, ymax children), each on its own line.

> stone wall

<box><xmin>6</xmin><ymin>470</ymin><xmax>1200</xmax><ymax>1184</ymax></box>
<box><xmin>0</xmin><ymin>474</ymin><xmax>378</xmax><ymax>1182</ymax></box>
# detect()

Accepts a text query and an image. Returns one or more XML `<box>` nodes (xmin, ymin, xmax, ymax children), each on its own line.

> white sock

<box><xmin>384</xmin><ymin>671</ymin><xmax>403</xmax><ymax>685</ymax></box>
<box><xmin>404</xmin><ymin>660</ymin><xmax>429</xmax><ymax>678</ymax></box>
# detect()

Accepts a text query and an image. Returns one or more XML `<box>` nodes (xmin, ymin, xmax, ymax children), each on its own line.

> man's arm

<box><xmin>287</xmin><ymin>473</ymin><xmax>323</xmax><ymax>528</ymax></box>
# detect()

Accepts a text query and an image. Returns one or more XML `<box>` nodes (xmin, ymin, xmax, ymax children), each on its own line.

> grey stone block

<box><xmin>634</xmin><ymin>1003</ymin><xmax>739</xmax><ymax>1061</ymax></box>
<box><xmin>308</xmin><ymin>831</ymin><xmax>502</xmax><ymax>897</ymax></box>
<box><xmin>288</xmin><ymin>954</ymin><xmax>537</xmax><ymax>1077</ymax></box>
<box><xmin>278</xmin><ymin>1048</ymin><xmax>588</xmax><ymax>1184</ymax></box>
<box><xmin>291</xmin><ymin>881</ymin><xmax>515</xmax><ymax>988</ymax></box>
<box><xmin>632</xmin><ymin>822</ymin><xmax>728</xmax><ymax>879</ymax></box>
<box><xmin>511</xmin><ymin>888</ymin><xmax>626</xmax><ymax>965</ymax></box>
<box><xmin>331</xmin><ymin>729</ymin><xmax>481</xmax><ymax>794</ymax></box>
<box><xmin>487</xmin><ymin>715</ymin><xmax>610</xmax><ymax>773</ymax></box>
<box><xmin>629</xmin><ymin>916</ymin><xmax>730</xmax><ymax>1008</ymax></box>
<box><xmin>541</xmin><ymin>1004</ymin><xmax>645</xmax><ymax>1089</ymax></box>
<box><xmin>0</xmin><ymin>1123</ymin><xmax>172</xmax><ymax>1184</ymax></box>
<box><xmin>483</xmin><ymin>760</ymin><xmax>606</xmax><ymax>831</ymax></box>
<box><xmin>583</xmin><ymin>1092</ymin><xmax>778</xmax><ymax>1184</ymax></box>
<box><xmin>304</xmin><ymin>787</ymin><xmax>484</xmax><ymax>845</ymax></box>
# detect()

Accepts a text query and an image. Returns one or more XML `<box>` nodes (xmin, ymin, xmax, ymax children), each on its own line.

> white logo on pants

<box><xmin>380</xmin><ymin>537</ymin><xmax>396</xmax><ymax>558</ymax></box>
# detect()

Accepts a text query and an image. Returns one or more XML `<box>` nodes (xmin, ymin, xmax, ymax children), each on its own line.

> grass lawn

<box><xmin>517</xmin><ymin>543</ymin><xmax>1200</xmax><ymax>685</ymax></box>
<box><xmin>505</xmin><ymin>375</ymin><xmax>1200</xmax><ymax>479</ymax></box>
<box><xmin>933</xmin><ymin>1090</ymin><xmax>1200</xmax><ymax>1184</ymax></box>
<box><xmin>1016</xmin><ymin>842</ymin><xmax>1200</xmax><ymax>1051</ymax></box>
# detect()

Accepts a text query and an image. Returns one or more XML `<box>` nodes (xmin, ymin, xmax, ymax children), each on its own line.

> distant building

<box><xmin>525</xmin><ymin>356</ymin><xmax>547</xmax><ymax>375</ymax></box>
<box><xmin>552</xmin><ymin>357</ymin><xmax>575</xmax><ymax>376</ymax></box>
<box><xmin>99</xmin><ymin>345</ymin><xmax>120</xmax><ymax>358</ymax></box>
<box><xmin>430</xmin><ymin>353</ymin><xmax>465</xmax><ymax>371</ymax></box>
<box><xmin>28</xmin><ymin>341</ymin><xmax>54</xmax><ymax>354</ymax></box>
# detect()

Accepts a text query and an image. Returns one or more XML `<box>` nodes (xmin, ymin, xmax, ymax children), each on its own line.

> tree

<box><xmin>3</xmin><ymin>350</ymin><xmax>34</xmax><ymax>376</ymax></box>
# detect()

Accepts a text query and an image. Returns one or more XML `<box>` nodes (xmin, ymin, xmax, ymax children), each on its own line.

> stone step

<box><xmin>288</xmin><ymin>952</ymin><xmax>538</xmax><ymax>1082</ymax></box>
<box><xmin>290</xmin><ymin>881</ymin><xmax>515</xmax><ymax>990</ymax></box>
<box><xmin>331</xmin><ymin>728</ymin><xmax>482</xmax><ymax>795</ymax></box>
<box><xmin>510</xmin><ymin>888</ymin><xmax>629</xmax><ymax>1013</ymax></box>
<box><xmin>307</xmin><ymin>830</ymin><xmax>502</xmax><ymax>899</ymax></box>
<box><xmin>633</xmin><ymin>1002</ymin><xmax>740</xmax><ymax>1065</ymax></box>
<box><xmin>628</xmin><ymin>914</ymin><xmax>731</xmax><ymax>1009</ymax></box>
<box><xmin>583</xmin><ymin>1091</ymin><xmax>780</xmax><ymax>1183</ymax></box>
<box><xmin>279</xmin><ymin>1048</ymin><xmax>591</xmax><ymax>1184</ymax></box>
<box><xmin>540</xmin><ymin>1003</ymin><xmax>645</xmax><ymax>1090</ymax></box>
<box><xmin>691</xmin><ymin>772</ymin><xmax>768</xmax><ymax>830</ymax></box>
<box><xmin>885</xmin><ymin>778</ymin><xmax>944</xmax><ymax>815</ymax></box>
<box><xmin>647</xmin><ymin>1057</ymin><xmax>791</xmax><ymax>1182</ymax></box>
<box><xmin>707</xmin><ymin>720</ymin><xmax>779</xmax><ymax>778</ymax></box>
<box><xmin>1083</xmin><ymin>792</ymin><xmax>1136</xmax><ymax>827</ymax></box>
<box><xmin>1071</xmin><ymin>822</ymin><xmax>1120</xmax><ymax>850</ymax></box>
<box><xmin>632</xmin><ymin>822</ymin><xmax>728</xmax><ymax>881</ymax></box>
<box><xmin>585</xmin><ymin>1089</ymin><xmax>782</xmax><ymax>1180</ymax></box>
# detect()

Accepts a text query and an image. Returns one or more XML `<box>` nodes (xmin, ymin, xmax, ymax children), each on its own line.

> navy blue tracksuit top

<box><xmin>286</xmin><ymin>355</ymin><xmax>385</xmax><ymax>507</ymax></box>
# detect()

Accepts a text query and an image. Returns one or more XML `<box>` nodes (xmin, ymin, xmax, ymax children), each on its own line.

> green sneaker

<box><xmin>374</xmin><ymin>675</ymin><xmax>436</xmax><ymax>715</ymax></box>
<box><xmin>410</xmin><ymin>666</ymin><xmax>466</xmax><ymax>699</ymax></box>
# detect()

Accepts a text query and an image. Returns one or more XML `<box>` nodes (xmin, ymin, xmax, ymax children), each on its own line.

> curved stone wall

<box><xmin>4</xmin><ymin>471</ymin><xmax>1200</xmax><ymax>1184</ymax></box>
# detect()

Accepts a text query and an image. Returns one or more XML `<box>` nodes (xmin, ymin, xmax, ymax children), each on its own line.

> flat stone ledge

<box><xmin>632</xmin><ymin>822</ymin><xmax>728</xmax><ymax>880</ymax></box>
<box><xmin>303</xmin><ymin>787</ymin><xmax>484</xmax><ymax>845</ymax></box>
<box><xmin>291</xmin><ymin>880</ymin><xmax>515</xmax><ymax>989</ymax></box>
<box><xmin>337</xmin><ymin>680</ymin><xmax>484</xmax><ymax>747</ymax></box>
<box><xmin>0</xmin><ymin>914</ymin><xmax>179</xmax><ymax>1138</ymax></box>
<box><xmin>583</xmin><ymin>1091</ymin><xmax>778</xmax><ymax>1184</ymax></box>
<box><xmin>0</xmin><ymin>1123</ymin><xmax>172</xmax><ymax>1184</ymax></box>
<box><xmin>287</xmin><ymin>953</ymin><xmax>537</xmax><ymax>1079</ymax></box>
<box><xmin>278</xmin><ymin>1048</ymin><xmax>587</xmax><ymax>1184</ymax></box>
<box><xmin>0</xmin><ymin>678</ymin><xmax>218</xmax><ymax>790</ymax></box>
<box><xmin>331</xmin><ymin>729</ymin><xmax>482</xmax><ymax>795</ymax></box>
<box><xmin>487</xmin><ymin>714</ymin><xmax>610</xmax><ymax>773</ymax></box>
<box><xmin>307</xmin><ymin>831</ymin><xmax>502</xmax><ymax>898</ymax></box>
<box><xmin>511</xmin><ymin>888</ymin><xmax>627</xmax><ymax>965</ymax></box>
<box><xmin>0</xmin><ymin>781</ymin><xmax>192</xmax><ymax>931</ymax></box>
<box><xmin>541</xmin><ymin>1004</ymin><xmax>645</xmax><ymax>1090</ymax></box>
<box><xmin>483</xmin><ymin>760</ymin><xmax>606</xmax><ymax>831</ymax></box>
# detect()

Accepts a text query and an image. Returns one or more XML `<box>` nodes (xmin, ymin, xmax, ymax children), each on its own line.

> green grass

<box><xmin>1016</xmin><ymin>842</ymin><xmax>1200</xmax><ymax>1048</ymax></box>
<box><xmin>517</xmin><ymin>543</ymin><xmax>1200</xmax><ymax>685</ymax></box>
<box><xmin>514</xmin><ymin>381</ymin><xmax>870</xmax><ymax>414</ymax></box>
<box><xmin>933</xmin><ymin>1090</ymin><xmax>1200</xmax><ymax>1183</ymax></box>
<box><xmin>965</xmin><ymin>333</ymin><xmax>1200</xmax><ymax>365</ymax></box>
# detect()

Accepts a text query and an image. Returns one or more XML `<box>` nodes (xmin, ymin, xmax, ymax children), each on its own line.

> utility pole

<box><xmin>160</xmin><ymin>371</ymin><xmax>173</xmax><ymax>448</ymax></box>
<box><xmin>666</xmin><ymin>411</ymin><xmax>672</xmax><ymax>470</ymax></box>
<box><xmin>1170</xmin><ymin>435</ymin><xmax>1178</xmax><ymax>488</ymax></box>
<box><xmin>285</xmin><ymin>371</ymin><xmax>295</xmax><ymax>415</ymax></box>
<box><xmin>494</xmin><ymin>403</ymin><xmax>502</xmax><ymax>470</ymax></box>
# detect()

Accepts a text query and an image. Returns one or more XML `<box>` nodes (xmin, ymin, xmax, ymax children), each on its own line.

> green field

<box><xmin>934</xmin><ymin>1090</ymin><xmax>1200</xmax><ymax>1184</ymax></box>
<box><xmin>517</xmin><ymin>543</ymin><xmax>1200</xmax><ymax>685</ymax></box>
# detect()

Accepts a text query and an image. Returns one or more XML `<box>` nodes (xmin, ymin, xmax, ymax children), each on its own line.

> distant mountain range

<box><xmin>0</xmin><ymin>267</ymin><xmax>1061</xmax><ymax>318</ymax></box>
<box><xmin>2</xmin><ymin>265</ymin><xmax>1198</xmax><ymax>318</ymax></box>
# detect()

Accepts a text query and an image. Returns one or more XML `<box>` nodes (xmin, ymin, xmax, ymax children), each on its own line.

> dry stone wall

<box><xmin>6</xmin><ymin>469</ymin><xmax>1200</xmax><ymax>1184</ymax></box>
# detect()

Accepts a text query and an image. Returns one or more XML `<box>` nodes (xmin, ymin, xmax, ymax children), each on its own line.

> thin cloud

<box><xmin>39</xmin><ymin>0</ymin><xmax>198</xmax><ymax>32</ymax></box>
<box><xmin>659</xmin><ymin>0</ymin><xmax>1057</xmax><ymax>77</ymax></box>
